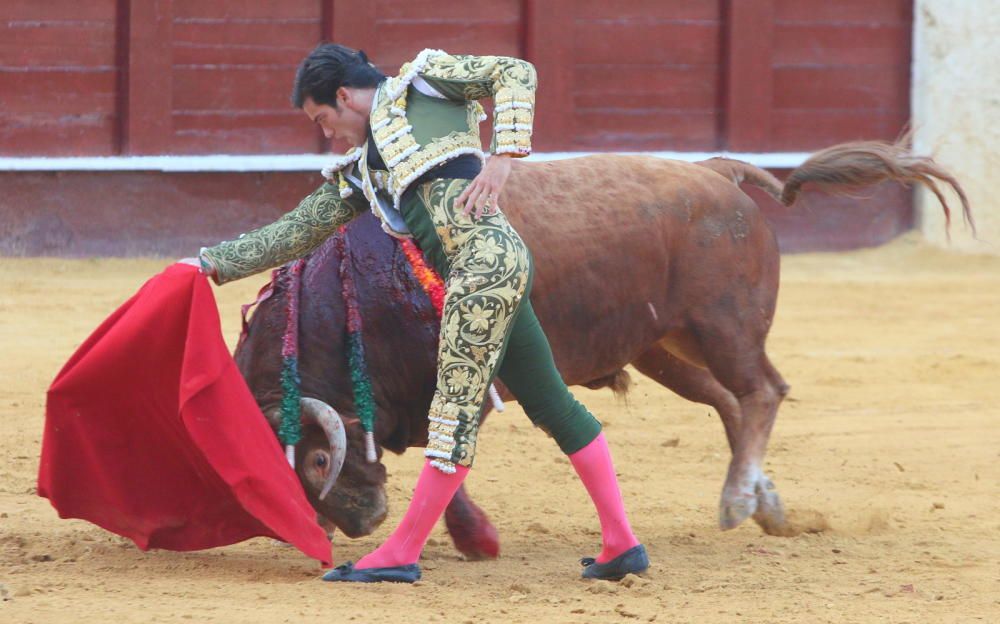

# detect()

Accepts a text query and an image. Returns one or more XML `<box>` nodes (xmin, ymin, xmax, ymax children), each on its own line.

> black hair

<box><xmin>291</xmin><ymin>44</ymin><xmax>385</xmax><ymax>109</ymax></box>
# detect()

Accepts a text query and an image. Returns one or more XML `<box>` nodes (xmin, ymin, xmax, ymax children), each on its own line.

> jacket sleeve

<box><xmin>417</xmin><ymin>53</ymin><xmax>537</xmax><ymax>157</ymax></box>
<box><xmin>199</xmin><ymin>180</ymin><xmax>367</xmax><ymax>284</ymax></box>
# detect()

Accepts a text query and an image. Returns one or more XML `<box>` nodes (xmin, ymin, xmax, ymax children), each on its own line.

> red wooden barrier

<box><xmin>0</xmin><ymin>0</ymin><xmax>119</xmax><ymax>155</ymax></box>
<box><xmin>0</xmin><ymin>0</ymin><xmax>912</xmax><ymax>155</ymax></box>
<box><xmin>0</xmin><ymin>1</ymin><xmax>917</xmax><ymax>255</ymax></box>
<box><xmin>0</xmin><ymin>170</ymin><xmax>912</xmax><ymax>257</ymax></box>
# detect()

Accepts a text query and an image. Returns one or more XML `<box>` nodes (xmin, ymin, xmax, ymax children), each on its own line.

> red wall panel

<box><xmin>766</xmin><ymin>0</ymin><xmax>912</xmax><ymax>150</ymax></box>
<box><xmin>0</xmin><ymin>0</ymin><xmax>914</xmax><ymax>156</ymax></box>
<box><xmin>167</xmin><ymin>0</ymin><xmax>320</xmax><ymax>154</ymax></box>
<box><xmin>568</xmin><ymin>2</ymin><xmax>723</xmax><ymax>151</ymax></box>
<box><xmin>0</xmin><ymin>1</ymin><xmax>921</xmax><ymax>256</ymax></box>
<box><xmin>0</xmin><ymin>0</ymin><xmax>119</xmax><ymax>155</ymax></box>
<box><xmin>372</xmin><ymin>0</ymin><xmax>521</xmax><ymax>65</ymax></box>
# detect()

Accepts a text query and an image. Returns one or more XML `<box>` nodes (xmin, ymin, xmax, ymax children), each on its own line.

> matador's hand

<box><xmin>177</xmin><ymin>255</ymin><xmax>216</xmax><ymax>279</ymax></box>
<box><xmin>458</xmin><ymin>154</ymin><xmax>513</xmax><ymax>219</ymax></box>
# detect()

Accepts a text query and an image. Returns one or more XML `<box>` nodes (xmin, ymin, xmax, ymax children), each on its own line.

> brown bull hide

<box><xmin>236</xmin><ymin>145</ymin><xmax>970</xmax><ymax>554</ymax></box>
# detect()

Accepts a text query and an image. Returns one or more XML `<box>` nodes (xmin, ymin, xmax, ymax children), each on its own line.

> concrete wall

<box><xmin>913</xmin><ymin>0</ymin><xmax>1000</xmax><ymax>252</ymax></box>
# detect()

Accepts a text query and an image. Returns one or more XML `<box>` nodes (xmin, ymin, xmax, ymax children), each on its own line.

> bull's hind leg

<box><xmin>637</xmin><ymin>327</ymin><xmax>789</xmax><ymax>533</ymax></box>
<box><xmin>631</xmin><ymin>346</ymin><xmax>742</xmax><ymax>452</ymax></box>
<box><xmin>691</xmin><ymin>324</ymin><xmax>789</xmax><ymax>534</ymax></box>
<box><xmin>749</xmin><ymin>355</ymin><xmax>789</xmax><ymax>534</ymax></box>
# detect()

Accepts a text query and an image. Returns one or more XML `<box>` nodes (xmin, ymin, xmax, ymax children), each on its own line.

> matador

<box><xmin>191</xmin><ymin>45</ymin><xmax>648</xmax><ymax>583</ymax></box>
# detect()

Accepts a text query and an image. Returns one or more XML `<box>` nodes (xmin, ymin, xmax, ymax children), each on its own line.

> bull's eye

<box><xmin>315</xmin><ymin>455</ymin><xmax>328</xmax><ymax>468</ymax></box>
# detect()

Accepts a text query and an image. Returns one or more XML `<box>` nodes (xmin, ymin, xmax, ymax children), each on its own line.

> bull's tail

<box><xmin>696</xmin><ymin>139</ymin><xmax>975</xmax><ymax>238</ymax></box>
<box><xmin>697</xmin><ymin>157</ymin><xmax>785</xmax><ymax>204</ymax></box>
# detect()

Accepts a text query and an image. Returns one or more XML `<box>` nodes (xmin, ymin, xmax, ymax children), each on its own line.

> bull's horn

<box><xmin>299</xmin><ymin>397</ymin><xmax>347</xmax><ymax>501</ymax></box>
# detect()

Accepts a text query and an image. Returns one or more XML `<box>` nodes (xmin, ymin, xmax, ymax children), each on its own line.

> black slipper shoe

<box><xmin>322</xmin><ymin>561</ymin><xmax>422</xmax><ymax>583</ymax></box>
<box><xmin>580</xmin><ymin>544</ymin><xmax>649</xmax><ymax>581</ymax></box>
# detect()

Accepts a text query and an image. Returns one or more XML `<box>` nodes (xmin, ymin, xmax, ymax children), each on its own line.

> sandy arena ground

<box><xmin>1</xmin><ymin>234</ymin><xmax>998</xmax><ymax>623</ymax></box>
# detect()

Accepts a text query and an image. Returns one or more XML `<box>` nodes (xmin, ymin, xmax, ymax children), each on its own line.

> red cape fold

<box><xmin>38</xmin><ymin>264</ymin><xmax>332</xmax><ymax>566</ymax></box>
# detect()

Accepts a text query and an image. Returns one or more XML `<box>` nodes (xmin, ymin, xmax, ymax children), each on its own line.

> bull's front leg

<box><xmin>444</xmin><ymin>484</ymin><xmax>499</xmax><ymax>560</ymax></box>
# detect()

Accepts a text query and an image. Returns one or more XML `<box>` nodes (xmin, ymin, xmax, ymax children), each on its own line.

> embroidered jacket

<box><xmin>201</xmin><ymin>49</ymin><xmax>536</xmax><ymax>284</ymax></box>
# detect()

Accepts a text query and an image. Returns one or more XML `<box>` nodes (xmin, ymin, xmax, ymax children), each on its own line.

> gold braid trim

<box><xmin>390</xmin><ymin>134</ymin><xmax>486</xmax><ymax>210</ymax></box>
<box><xmin>321</xmin><ymin>148</ymin><xmax>363</xmax><ymax>199</ymax></box>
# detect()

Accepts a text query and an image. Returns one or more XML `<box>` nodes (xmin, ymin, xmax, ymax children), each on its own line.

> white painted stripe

<box><xmin>0</xmin><ymin>154</ymin><xmax>339</xmax><ymax>172</ymax></box>
<box><xmin>526</xmin><ymin>151</ymin><xmax>812</xmax><ymax>168</ymax></box>
<box><xmin>0</xmin><ymin>151</ymin><xmax>812</xmax><ymax>172</ymax></box>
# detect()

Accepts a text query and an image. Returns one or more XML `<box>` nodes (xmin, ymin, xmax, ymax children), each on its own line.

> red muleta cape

<box><xmin>38</xmin><ymin>264</ymin><xmax>332</xmax><ymax>566</ymax></box>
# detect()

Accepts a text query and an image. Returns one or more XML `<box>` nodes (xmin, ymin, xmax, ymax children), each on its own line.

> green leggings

<box><xmin>400</xmin><ymin>178</ymin><xmax>601</xmax><ymax>471</ymax></box>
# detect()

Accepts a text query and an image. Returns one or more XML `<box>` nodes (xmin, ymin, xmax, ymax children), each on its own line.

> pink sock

<box><xmin>569</xmin><ymin>432</ymin><xmax>641</xmax><ymax>563</ymax></box>
<box><xmin>355</xmin><ymin>459</ymin><xmax>469</xmax><ymax>569</ymax></box>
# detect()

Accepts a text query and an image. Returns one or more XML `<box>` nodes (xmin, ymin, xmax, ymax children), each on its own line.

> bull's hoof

<box><xmin>718</xmin><ymin>492</ymin><xmax>758</xmax><ymax>531</ymax></box>
<box><xmin>751</xmin><ymin>476</ymin><xmax>789</xmax><ymax>536</ymax></box>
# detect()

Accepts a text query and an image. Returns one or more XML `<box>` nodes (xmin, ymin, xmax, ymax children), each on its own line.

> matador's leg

<box><xmin>325</xmin><ymin>178</ymin><xmax>530</xmax><ymax>579</ymax></box>
<box><xmin>416</xmin><ymin>179</ymin><xmax>532</xmax><ymax>472</ymax></box>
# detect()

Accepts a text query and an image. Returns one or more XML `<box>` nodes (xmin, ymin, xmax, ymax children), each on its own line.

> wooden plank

<box><xmin>0</xmin><ymin>23</ymin><xmax>116</xmax><ymax>67</ymax></box>
<box><xmin>170</xmin><ymin>113</ymin><xmax>315</xmax><ymax>154</ymax></box>
<box><xmin>572</xmin><ymin>110</ymin><xmax>718</xmax><ymax>151</ymax></box>
<box><xmin>769</xmin><ymin>110</ymin><xmax>908</xmax><ymax>150</ymax></box>
<box><xmin>172</xmin><ymin>66</ymin><xmax>299</xmax><ymax>110</ymax></box>
<box><xmin>773</xmin><ymin>66</ymin><xmax>908</xmax><ymax>110</ymax></box>
<box><xmin>524</xmin><ymin>0</ymin><xmax>575</xmax><ymax>151</ymax></box>
<box><xmin>123</xmin><ymin>0</ymin><xmax>174</xmax><ymax>154</ymax></box>
<box><xmin>171</xmin><ymin>0</ymin><xmax>317</xmax><ymax>20</ymax></box>
<box><xmin>320</xmin><ymin>0</ymin><xmax>333</xmax><ymax>41</ymax></box>
<box><xmin>0</xmin><ymin>115</ymin><xmax>117</xmax><ymax>156</ymax></box>
<box><xmin>0</xmin><ymin>1</ymin><xmax>117</xmax><ymax>155</ymax></box>
<box><xmin>0</xmin><ymin>0</ymin><xmax>116</xmax><ymax>21</ymax></box>
<box><xmin>772</xmin><ymin>23</ymin><xmax>909</xmax><ymax>67</ymax></box>
<box><xmin>376</xmin><ymin>22</ymin><xmax>520</xmax><ymax>61</ymax></box>
<box><xmin>0</xmin><ymin>0</ymin><xmax>115</xmax><ymax>68</ymax></box>
<box><xmin>171</xmin><ymin>21</ymin><xmax>317</xmax><ymax>48</ymax></box>
<box><xmin>331</xmin><ymin>0</ymin><xmax>376</xmax><ymax>53</ymax></box>
<box><xmin>172</xmin><ymin>110</ymin><xmax>303</xmax><ymax>127</ymax></box>
<box><xmin>0</xmin><ymin>43</ymin><xmax>115</xmax><ymax>68</ymax></box>
<box><xmin>0</xmin><ymin>170</ymin><xmax>322</xmax><ymax>256</ymax></box>
<box><xmin>573</xmin><ymin>22</ymin><xmax>719</xmax><ymax>66</ymax></box>
<box><xmin>722</xmin><ymin>0</ymin><xmax>774</xmax><ymax>151</ymax></box>
<box><xmin>573</xmin><ymin>0</ymin><xmax>720</xmax><ymax>20</ymax></box>
<box><xmin>0</xmin><ymin>71</ymin><xmax>117</xmax><ymax>114</ymax></box>
<box><xmin>172</xmin><ymin>41</ymin><xmax>314</xmax><ymax>66</ymax></box>
<box><xmin>773</xmin><ymin>0</ymin><xmax>910</xmax><ymax>24</ymax></box>
<box><xmin>376</xmin><ymin>0</ymin><xmax>520</xmax><ymax>22</ymax></box>
<box><xmin>575</xmin><ymin>65</ymin><xmax>717</xmax><ymax>110</ymax></box>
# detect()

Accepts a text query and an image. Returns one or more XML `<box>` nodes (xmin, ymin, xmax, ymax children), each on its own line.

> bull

<box><xmin>234</xmin><ymin>141</ymin><xmax>970</xmax><ymax>559</ymax></box>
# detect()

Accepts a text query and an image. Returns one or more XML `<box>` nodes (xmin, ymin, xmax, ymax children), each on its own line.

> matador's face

<box><xmin>303</xmin><ymin>91</ymin><xmax>370</xmax><ymax>148</ymax></box>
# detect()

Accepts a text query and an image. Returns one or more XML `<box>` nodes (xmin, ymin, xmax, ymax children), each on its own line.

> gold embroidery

<box><xmin>359</xmin><ymin>50</ymin><xmax>537</xmax><ymax>237</ymax></box>
<box><xmin>389</xmin><ymin>131</ymin><xmax>485</xmax><ymax>199</ymax></box>
<box><xmin>201</xmin><ymin>182</ymin><xmax>366</xmax><ymax>284</ymax></box>
<box><xmin>416</xmin><ymin>179</ymin><xmax>531</xmax><ymax>471</ymax></box>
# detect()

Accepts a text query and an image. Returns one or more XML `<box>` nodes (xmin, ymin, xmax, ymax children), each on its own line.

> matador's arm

<box><xmin>199</xmin><ymin>179</ymin><xmax>367</xmax><ymax>284</ymax></box>
<box><xmin>417</xmin><ymin>53</ymin><xmax>537</xmax><ymax>157</ymax></box>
